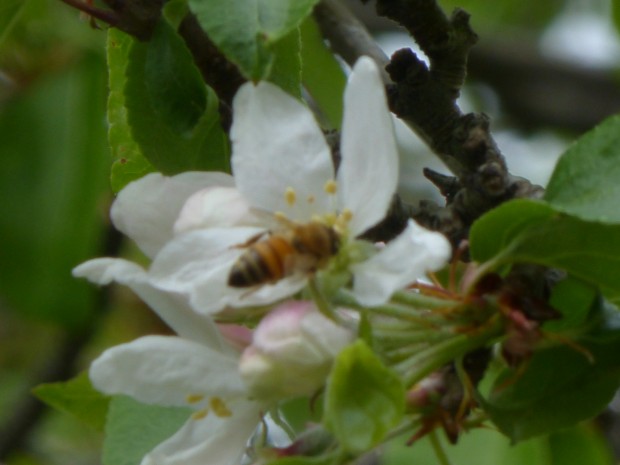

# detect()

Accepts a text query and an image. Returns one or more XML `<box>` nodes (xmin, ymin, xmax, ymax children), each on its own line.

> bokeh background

<box><xmin>1</xmin><ymin>0</ymin><xmax>620</xmax><ymax>463</ymax></box>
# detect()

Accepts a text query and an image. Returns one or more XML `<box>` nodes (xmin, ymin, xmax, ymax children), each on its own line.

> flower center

<box><xmin>279</xmin><ymin>183</ymin><xmax>353</xmax><ymax>235</ymax></box>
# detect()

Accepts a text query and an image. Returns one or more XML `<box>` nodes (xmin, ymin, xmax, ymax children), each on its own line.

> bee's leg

<box><xmin>231</xmin><ymin>231</ymin><xmax>269</xmax><ymax>249</ymax></box>
<box><xmin>238</xmin><ymin>284</ymin><xmax>267</xmax><ymax>300</ymax></box>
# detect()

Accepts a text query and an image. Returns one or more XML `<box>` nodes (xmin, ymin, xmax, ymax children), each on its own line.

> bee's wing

<box><xmin>249</xmin><ymin>207</ymin><xmax>298</xmax><ymax>231</ymax></box>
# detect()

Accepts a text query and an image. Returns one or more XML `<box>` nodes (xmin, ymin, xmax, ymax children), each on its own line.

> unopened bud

<box><xmin>239</xmin><ymin>301</ymin><xmax>355</xmax><ymax>399</ymax></box>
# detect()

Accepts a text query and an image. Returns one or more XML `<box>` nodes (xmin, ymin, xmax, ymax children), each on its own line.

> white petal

<box><xmin>73</xmin><ymin>258</ymin><xmax>226</xmax><ymax>348</ymax></box>
<box><xmin>142</xmin><ymin>400</ymin><xmax>261</xmax><ymax>465</ymax></box>
<box><xmin>73</xmin><ymin>257</ymin><xmax>145</xmax><ymax>286</ymax></box>
<box><xmin>89</xmin><ymin>336</ymin><xmax>245</xmax><ymax>406</ymax></box>
<box><xmin>338</xmin><ymin>57</ymin><xmax>399</xmax><ymax>236</ymax></box>
<box><xmin>231</xmin><ymin>82</ymin><xmax>335</xmax><ymax>221</ymax></box>
<box><xmin>148</xmin><ymin>228</ymin><xmax>261</xmax><ymax>313</ymax></box>
<box><xmin>112</xmin><ymin>172</ymin><xmax>234</xmax><ymax>258</ymax></box>
<box><xmin>188</xmin><ymin>266</ymin><xmax>307</xmax><ymax>315</ymax></box>
<box><xmin>150</xmin><ymin>228</ymin><xmax>306</xmax><ymax>314</ymax></box>
<box><xmin>351</xmin><ymin>220</ymin><xmax>451</xmax><ymax>306</ymax></box>
<box><xmin>174</xmin><ymin>187</ymin><xmax>261</xmax><ymax>234</ymax></box>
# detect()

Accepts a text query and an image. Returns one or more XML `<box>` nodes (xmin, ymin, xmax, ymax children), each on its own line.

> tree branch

<box><xmin>59</xmin><ymin>0</ymin><xmax>163</xmax><ymax>40</ymax></box>
<box><xmin>314</xmin><ymin>0</ymin><xmax>390</xmax><ymax>83</ymax></box>
<box><xmin>177</xmin><ymin>14</ymin><xmax>246</xmax><ymax>130</ymax></box>
<box><xmin>59</xmin><ymin>0</ymin><xmax>246</xmax><ymax>130</ymax></box>
<box><xmin>315</xmin><ymin>0</ymin><xmax>543</xmax><ymax>247</ymax></box>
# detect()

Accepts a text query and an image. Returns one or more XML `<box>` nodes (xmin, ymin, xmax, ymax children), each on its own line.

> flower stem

<box><xmin>391</xmin><ymin>290</ymin><xmax>460</xmax><ymax>310</ymax></box>
<box><xmin>429</xmin><ymin>429</ymin><xmax>453</xmax><ymax>465</ymax></box>
<box><xmin>333</xmin><ymin>291</ymin><xmax>449</xmax><ymax>326</ymax></box>
<box><xmin>397</xmin><ymin>317</ymin><xmax>503</xmax><ymax>387</ymax></box>
<box><xmin>308</xmin><ymin>277</ymin><xmax>339</xmax><ymax>322</ymax></box>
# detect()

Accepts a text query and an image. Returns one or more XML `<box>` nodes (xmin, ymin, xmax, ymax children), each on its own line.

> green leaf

<box><xmin>188</xmin><ymin>0</ymin><xmax>320</xmax><ymax>80</ymax></box>
<box><xmin>146</xmin><ymin>20</ymin><xmax>207</xmax><ymax>136</ymax></box>
<box><xmin>107</xmin><ymin>28</ymin><xmax>154</xmax><ymax>193</ymax></box>
<box><xmin>545</xmin><ymin>276</ymin><xmax>597</xmax><ymax>332</ymax></box>
<box><xmin>32</xmin><ymin>372</ymin><xmax>110</xmax><ymax>432</ymax></box>
<box><xmin>300</xmin><ymin>17</ymin><xmax>346</xmax><ymax>129</ymax></box>
<box><xmin>469</xmin><ymin>199</ymin><xmax>553</xmax><ymax>265</ymax></box>
<box><xmin>481</xmin><ymin>300</ymin><xmax>620</xmax><ymax>442</ymax></box>
<box><xmin>269</xmin><ymin>27</ymin><xmax>302</xmax><ymax>97</ymax></box>
<box><xmin>0</xmin><ymin>0</ymin><xmax>27</xmax><ymax>45</ymax></box>
<box><xmin>324</xmin><ymin>340</ymin><xmax>405</xmax><ymax>454</ymax></box>
<box><xmin>103</xmin><ymin>396</ymin><xmax>191</xmax><ymax>465</ymax></box>
<box><xmin>470</xmin><ymin>199</ymin><xmax>620</xmax><ymax>304</ymax></box>
<box><xmin>545</xmin><ymin>114</ymin><xmax>620</xmax><ymax>223</ymax></box>
<box><xmin>0</xmin><ymin>51</ymin><xmax>110</xmax><ymax>328</ymax></box>
<box><xmin>124</xmin><ymin>33</ymin><xmax>230</xmax><ymax>175</ymax></box>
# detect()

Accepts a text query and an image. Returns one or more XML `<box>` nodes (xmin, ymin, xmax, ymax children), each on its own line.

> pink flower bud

<box><xmin>239</xmin><ymin>301</ymin><xmax>355</xmax><ymax>399</ymax></box>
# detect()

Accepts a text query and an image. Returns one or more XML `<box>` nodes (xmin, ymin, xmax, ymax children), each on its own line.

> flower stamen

<box><xmin>192</xmin><ymin>408</ymin><xmax>209</xmax><ymax>420</ymax></box>
<box><xmin>210</xmin><ymin>397</ymin><xmax>233</xmax><ymax>417</ymax></box>
<box><xmin>323</xmin><ymin>213</ymin><xmax>338</xmax><ymax>226</ymax></box>
<box><xmin>284</xmin><ymin>187</ymin><xmax>297</xmax><ymax>206</ymax></box>
<box><xmin>185</xmin><ymin>393</ymin><xmax>205</xmax><ymax>404</ymax></box>
<box><xmin>324</xmin><ymin>180</ymin><xmax>337</xmax><ymax>195</ymax></box>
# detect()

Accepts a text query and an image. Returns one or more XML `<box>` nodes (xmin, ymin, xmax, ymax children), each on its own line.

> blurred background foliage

<box><xmin>1</xmin><ymin>0</ymin><xmax>620</xmax><ymax>464</ymax></box>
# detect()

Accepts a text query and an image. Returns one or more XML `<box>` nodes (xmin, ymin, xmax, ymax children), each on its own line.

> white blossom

<box><xmin>146</xmin><ymin>56</ymin><xmax>451</xmax><ymax>312</ymax></box>
<box><xmin>74</xmin><ymin>56</ymin><xmax>451</xmax><ymax>317</ymax></box>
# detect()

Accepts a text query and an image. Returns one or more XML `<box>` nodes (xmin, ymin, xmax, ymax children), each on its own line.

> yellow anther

<box><xmin>274</xmin><ymin>211</ymin><xmax>288</xmax><ymax>221</ymax></box>
<box><xmin>284</xmin><ymin>187</ymin><xmax>296</xmax><ymax>206</ymax></box>
<box><xmin>185</xmin><ymin>394</ymin><xmax>205</xmax><ymax>404</ymax></box>
<box><xmin>192</xmin><ymin>408</ymin><xmax>209</xmax><ymax>420</ymax></box>
<box><xmin>324</xmin><ymin>213</ymin><xmax>337</xmax><ymax>226</ymax></box>
<box><xmin>210</xmin><ymin>397</ymin><xmax>232</xmax><ymax>418</ymax></box>
<box><xmin>341</xmin><ymin>209</ymin><xmax>353</xmax><ymax>223</ymax></box>
<box><xmin>307</xmin><ymin>195</ymin><xmax>315</xmax><ymax>204</ymax></box>
<box><xmin>324</xmin><ymin>180</ymin><xmax>338</xmax><ymax>195</ymax></box>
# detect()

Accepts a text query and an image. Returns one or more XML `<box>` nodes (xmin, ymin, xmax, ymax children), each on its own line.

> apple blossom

<box><xmin>145</xmin><ymin>56</ymin><xmax>451</xmax><ymax>312</ymax></box>
<box><xmin>74</xmin><ymin>56</ymin><xmax>450</xmax><ymax>319</ymax></box>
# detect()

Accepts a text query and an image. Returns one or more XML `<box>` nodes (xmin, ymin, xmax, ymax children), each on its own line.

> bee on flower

<box><xmin>74</xmin><ymin>56</ymin><xmax>450</xmax><ymax>316</ymax></box>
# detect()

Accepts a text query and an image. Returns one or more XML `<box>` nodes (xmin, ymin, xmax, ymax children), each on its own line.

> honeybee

<box><xmin>227</xmin><ymin>220</ymin><xmax>340</xmax><ymax>288</ymax></box>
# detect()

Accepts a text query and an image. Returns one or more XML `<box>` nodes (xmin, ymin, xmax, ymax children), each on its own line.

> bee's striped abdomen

<box><xmin>227</xmin><ymin>236</ymin><xmax>295</xmax><ymax>287</ymax></box>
